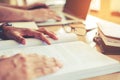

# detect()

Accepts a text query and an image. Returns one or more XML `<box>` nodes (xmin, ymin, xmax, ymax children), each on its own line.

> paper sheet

<box><xmin>98</xmin><ymin>21</ymin><xmax>120</xmax><ymax>38</ymax></box>
<box><xmin>0</xmin><ymin>33</ymin><xmax>78</xmax><ymax>50</ymax></box>
<box><xmin>11</xmin><ymin>22</ymin><xmax>38</xmax><ymax>29</ymax></box>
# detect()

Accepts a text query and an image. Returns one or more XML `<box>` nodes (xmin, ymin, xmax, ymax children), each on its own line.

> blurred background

<box><xmin>0</xmin><ymin>0</ymin><xmax>120</xmax><ymax>24</ymax></box>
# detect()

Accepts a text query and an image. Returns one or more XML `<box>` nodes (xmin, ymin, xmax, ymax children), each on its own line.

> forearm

<box><xmin>0</xmin><ymin>3</ymin><xmax>27</xmax><ymax>9</ymax></box>
<box><xmin>0</xmin><ymin>6</ymin><xmax>32</xmax><ymax>22</ymax></box>
<box><xmin>0</xmin><ymin>3</ymin><xmax>49</xmax><ymax>10</ymax></box>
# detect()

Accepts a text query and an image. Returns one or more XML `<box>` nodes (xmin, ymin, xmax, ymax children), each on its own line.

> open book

<box><xmin>0</xmin><ymin>33</ymin><xmax>120</xmax><ymax>80</ymax></box>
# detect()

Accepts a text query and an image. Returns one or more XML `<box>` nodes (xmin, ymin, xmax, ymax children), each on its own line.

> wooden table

<box><xmin>44</xmin><ymin>23</ymin><xmax>120</xmax><ymax>80</ymax></box>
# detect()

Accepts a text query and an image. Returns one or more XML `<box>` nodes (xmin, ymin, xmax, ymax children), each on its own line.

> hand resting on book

<box><xmin>0</xmin><ymin>53</ymin><xmax>63</xmax><ymax>80</ymax></box>
<box><xmin>0</xmin><ymin>23</ymin><xmax>58</xmax><ymax>45</ymax></box>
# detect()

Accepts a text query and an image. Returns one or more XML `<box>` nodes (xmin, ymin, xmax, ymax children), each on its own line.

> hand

<box><xmin>2</xmin><ymin>25</ymin><xmax>58</xmax><ymax>45</ymax></box>
<box><xmin>0</xmin><ymin>53</ymin><xmax>63</xmax><ymax>80</ymax></box>
<box><xmin>28</xmin><ymin>8</ymin><xmax>61</xmax><ymax>22</ymax></box>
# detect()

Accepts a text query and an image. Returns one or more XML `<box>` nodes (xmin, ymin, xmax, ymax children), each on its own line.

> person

<box><xmin>0</xmin><ymin>53</ymin><xmax>63</xmax><ymax>80</ymax></box>
<box><xmin>0</xmin><ymin>2</ymin><xmax>61</xmax><ymax>22</ymax></box>
<box><xmin>0</xmin><ymin>23</ymin><xmax>58</xmax><ymax>45</ymax></box>
<box><xmin>0</xmin><ymin>2</ymin><xmax>62</xmax><ymax>44</ymax></box>
<box><xmin>0</xmin><ymin>3</ymin><xmax>63</xmax><ymax>80</ymax></box>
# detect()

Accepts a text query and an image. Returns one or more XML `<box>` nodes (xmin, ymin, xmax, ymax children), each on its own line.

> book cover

<box><xmin>93</xmin><ymin>34</ymin><xmax>120</xmax><ymax>54</ymax></box>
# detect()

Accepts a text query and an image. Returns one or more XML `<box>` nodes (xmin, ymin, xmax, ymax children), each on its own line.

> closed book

<box><xmin>93</xmin><ymin>34</ymin><xmax>120</xmax><ymax>54</ymax></box>
<box><xmin>97</xmin><ymin>24</ymin><xmax>120</xmax><ymax>47</ymax></box>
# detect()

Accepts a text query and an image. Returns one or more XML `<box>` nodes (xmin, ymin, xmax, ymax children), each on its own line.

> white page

<box><xmin>11</xmin><ymin>22</ymin><xmax>38</xmax><ymax>29</ymax></box>
<box><xmin>0</xmin><ymin>33</ymin><xmax>78</xmax><ymax>50</ymax></box>
<box><xmin>98</xmin><ymin>21</ymin><xmax>120</xmax><ymax>38</ymax></box>
<box><xmin>0</xmin><ymin>41</ymin><xmax>119</xmax><ymax>80</ymax></box>
<box><xmin>99</xmin><ymin>30</ymin><xmax>120</xmax><ymax>47</ymax></box>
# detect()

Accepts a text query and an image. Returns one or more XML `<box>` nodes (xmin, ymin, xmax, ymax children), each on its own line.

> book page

<box><xmin>11</xmin><ymin>22</ymin><xmax>38</xmax><ymax>29</ymax></box>
<box><xmin>0</xmin><ymin>41</ymin><xmax>119</xmax><ymax>80</ymax></box>
<box><xmin>0</xmin><ymin>33</ymin><xmax>78</xmax><ymax>50</ymax></box>
<box><xmin>98</xmin><ymin>29</ymin><xmax>120</xmax><ymax>47</ymax></box>
<box><xmin>98</xmin><ymin>21</ymin><xmax>120</xmax><ymax>39</ymax></box>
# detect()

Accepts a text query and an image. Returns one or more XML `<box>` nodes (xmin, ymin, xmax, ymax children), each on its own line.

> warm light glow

<box><xmin>90</xmin><ymin>0</ymin><xmax>120</xmax><ymax>24</ymax></box>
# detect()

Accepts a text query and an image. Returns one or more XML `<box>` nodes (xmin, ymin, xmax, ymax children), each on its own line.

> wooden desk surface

<box><xmin>44</xmin><ymin>23</ymin><xmax>120</xmax><ymax>80</ymax></box>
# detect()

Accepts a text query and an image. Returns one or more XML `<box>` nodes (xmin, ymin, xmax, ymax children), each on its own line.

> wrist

<box><xmin>23</xmin><ymin>10</ymin><xmax>33</xmax><ymax>21</ymax></box>
<box><xmin>0</xmin><ymin>23</ymin><xmax>12</xmax><ymax>33</ymax></box>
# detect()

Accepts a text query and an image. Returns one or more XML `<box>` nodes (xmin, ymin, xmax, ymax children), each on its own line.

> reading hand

<box><xmin>0</xmin><ymin>53</ymin><xmax>63</xmax><ymax>80</ymax></box>
<box><xmin>2</xmin><ymin>25</ymin><xmax>58</xmax><ymax>45</ymax></box>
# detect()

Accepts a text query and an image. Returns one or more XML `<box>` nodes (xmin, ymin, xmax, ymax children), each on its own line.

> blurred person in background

<box><xmin>0</xmin><ymin>0</ymin><xmax>62</xmax><ymax>44</ymax></box>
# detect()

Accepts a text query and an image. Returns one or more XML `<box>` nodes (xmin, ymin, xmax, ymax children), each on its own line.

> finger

<box><xmin>27</xmin><ymin>54</ymin><xmax>44</xmax><ymax>63</ymax></box>
<box><xmin>34</xmin><ymin>64</ymin><xmax>60</xmax><ymax>77</ymax></box>
<box><xmin>3</xmin><ymin>26</ymin><xmax>26</xmax><ymax>44</ymax></box>
<box><xmin>37</xmin><ymin>27</ymin><xmax>58</xmax><ymax>40</ymax></box>
<box><xmin>34</xmin><ymin>65</ymin><xmax>60</xmax><ymax>77</ymax></box>
<box><xmin>9</xmin><ymin>32</ymin><xmax>26</xmax><ymax>45</ymax></box>
<box><xmin>44</xmin><ymin>9</ymin><xmax>61</xmax><ymax>21</ymax></box>
<box><xmin>52</xmin><ymin>15</ymin><xmax>62</xmax><ymax>21</ymax></box>
<box><xmin>33</xmin><ymin>68</ymin><xmax>44</xmax><ymax>77</ymax></box>
<box><xmin>34</xmin><ymin>32</ymin><xmax>51</xmax><ymax>45</ymax></box>
<box><xmin>33</xmin><ymin>55</ymin><xmax>62</xmax><ymax>69</ymax></box>
<box><xmin>22</xmin><ymin>29</ymin><xmax>51</xmax><ymax>45</ymax></box>
<box><xmin>48</xmin><ymin>10</ymin><xmax>62</xmax><ymax>21</ymax></box>
<box><xmin>44</xmin><ymin>57</ymin><xmax>63</xmax><ymax>68</ymax></box>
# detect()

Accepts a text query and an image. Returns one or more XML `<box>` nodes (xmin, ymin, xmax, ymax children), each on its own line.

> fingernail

<box><xmin>21</xmin><ymin>39</ymin><xmax>26</xmax><ymax>45</ymax></box>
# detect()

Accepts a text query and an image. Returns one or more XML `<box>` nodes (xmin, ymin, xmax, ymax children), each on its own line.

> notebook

<box><xmin>37</xmin><ymin>0</ymin><xmax>91</xmax><ymax>26</ymax></box>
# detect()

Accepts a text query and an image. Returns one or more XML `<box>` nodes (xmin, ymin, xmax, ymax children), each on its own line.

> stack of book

<box><xmin>94</xmin><ymin>21</ymin><xmax>120</xmax><ymax>54</ymax></box>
